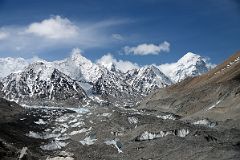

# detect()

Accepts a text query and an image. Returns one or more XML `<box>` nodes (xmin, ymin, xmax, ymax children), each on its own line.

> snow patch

<box><xmin>80</xmin><ymin>136</ymin><xmax>97</xmax><ymax>145</ymax></box>
<box><xmin>68</xmin><ymin>107</ymin><xmax>89</xmax><ymax>114</ymax></box>
<box><xmin>34</xmin><ymin>119</ymin><xmax>47</xmax><ymax>125</ymax></box>
<box><xmin>19</xmin><ymin>147</ymin><xmax>28</xmax><ymax>159</ymax></box>
<box><xmin>69</xmin><ymin>127</ymin><xmax>91</xmax><ymax>136</ymax></box>
<box><xmin>193</xmin><ymin>119</ymin><xmax>217</xmax><ymax>128</ymax></box>
<box><xmin>207</xmin><ymin>100</ymin><xmax>222</xmax><ymax>111</ymax></box>
<box><xmin>40</xmin><ymin>140</ymin><xmax>68</xmax><ymax>151</ymax></box>
<box><xmin>137</xmin><ymin>129</ymin><xmax>190</xmax><ymax>141</ymax></box>
<box><xmin>138</xmin><ymin>131</ymin><xmax>172</xmax><ymax>141</ymax></box>
<box><xmin>27</xmin><ymin>131</ymin><xmax>60</xmax><ymax>139</ymax></box>
<box><xmin>46</xmin><ymin>157</ymin><xmax>74</xmax><ymax>160</ymax></box>
<box><xmin>128</xmin><ymin>117</ymin><xmax>138</xmax><ymax>124</ymax></box>
<box><xmin>68</xmin><ymin>119</ymin><xmax>77</xmax><ymax>124</ymax></box>
<box><xmin>177</xmin><ymin>129</ymin><xmax>190</xmax><ymax>137</ymax></box>
<box><xmin>157</xmin><ymin>114</ymin><xmax>177</xmax><ymax>120</ymax></box>
<box><xmin>101</xmin><ymin>113</ymin><xmax>112</xmax><ymax>117</ymax></box>
<box><xmin>71</xmin><ymin>121</ymin><xmax>85</xmax><ymax>128</ymax></box>
<box><xmin>105</xmin><ymin>139</ymin><xmax>123</xmax><ymax>153</ymax></box>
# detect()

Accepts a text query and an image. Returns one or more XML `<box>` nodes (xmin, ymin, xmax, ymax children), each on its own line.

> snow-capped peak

<box><xmin>53</xmin><ymin>48</ymin><xmax>104</xmax><ymax>82</ymax></box>
<box><xmin>177</xmin><ymin>52</ymin><xmax>201</xmax><ymax>64</ymax></box>
<box><xmin>158</xmin><ymin>52</ymin><xmax>211</xmax><ymax>83</ymax></box>
<box><xmin>70</xmin><ymin>48</ymin><xmax>92</xmax><ymax>66</ymax></box>
<box><xmin>139</xmin><ymin>65</ymin><xmax>163</xmax><ymax>75</ymax></box>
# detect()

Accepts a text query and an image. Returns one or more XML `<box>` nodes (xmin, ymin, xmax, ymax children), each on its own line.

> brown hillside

<box><xmin>139</xmin><ymin>51</ymin><xmax>240</xmax><ymax>121</ymax></box>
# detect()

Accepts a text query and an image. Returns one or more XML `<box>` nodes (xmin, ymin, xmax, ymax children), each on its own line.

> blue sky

<box><xmin>0</xmin><ymin>0</ymin><xmax>239</xmax><ymax>66</ymax></box>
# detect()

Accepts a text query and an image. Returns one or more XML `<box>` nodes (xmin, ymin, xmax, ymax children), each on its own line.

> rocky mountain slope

<box><xmin>1</xmin><ymin>62</ymin><xmax>88</xmax><ymax>106</ymax></box>
<box><xmin>125</xmin><ymin>65</ymin><xmax>172</xmax><ymax>95</ymax></box>
<box><xmin>139</xmin><ymin>51</ymin><xmax>240</xmax><ymax>122</ymax></box>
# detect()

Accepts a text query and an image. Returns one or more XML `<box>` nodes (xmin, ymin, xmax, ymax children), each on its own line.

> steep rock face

<box><xmin>126</xmin><ymin>65</ymin><xmax>172</xmax><ymax>95</ymax></box>
<box><xmin>91</xmin><ymin>65</ymin><xmax>173</xmax><ymax>105</ymax></box>
<box><xmin>92</xmin><ymin>69</ymin><xmax>140</xmax><ymax>105</ymax></box>
<box><xmin>1</xmin><ymin>62</ymin><xmax>87</xmax><ymax>106</ymax></box>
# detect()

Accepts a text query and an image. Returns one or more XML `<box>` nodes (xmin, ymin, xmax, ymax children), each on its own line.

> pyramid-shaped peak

<box><xmin>178</xmin><ymin>52</ymin><xmax>202</xmax><ymax>63</ymax></box>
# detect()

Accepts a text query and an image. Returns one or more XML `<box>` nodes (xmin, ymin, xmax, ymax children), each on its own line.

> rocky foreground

<box><xmin>0</xmin><ymin>99</ymin><xmax>240</xmax><ymax>160</ymax></box>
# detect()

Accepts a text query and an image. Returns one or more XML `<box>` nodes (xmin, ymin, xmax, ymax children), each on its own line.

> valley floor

<box><xmin>1</xmin><ymin>104</ymin><xmax>240</xmax><ymax>160</ymax></box>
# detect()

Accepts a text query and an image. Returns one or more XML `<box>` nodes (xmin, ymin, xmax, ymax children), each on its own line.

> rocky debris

<box><xmin>125</xmin><ymin>65</ymin><xmax>172</xmax><ymax>95</ymax></box>
<box><xmin>0</xmin><ymin>98</ymin><xmax>42</xmax><ymax>159</ymax></box>
<box><xmin>0</xmin><ymin>98</ymin><xmax>24</xmax><ymax>122</ymax></box>
<box><xmin>0</xmin><ymin>98</ymin><xmax>239</xmax><ymax>159</ymax></box>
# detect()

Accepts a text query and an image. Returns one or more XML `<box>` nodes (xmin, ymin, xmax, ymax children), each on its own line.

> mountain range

<box><xmin>0</xmin><ymin>50</ymin><xmax>212</xmax><ymax>106</ymax></box>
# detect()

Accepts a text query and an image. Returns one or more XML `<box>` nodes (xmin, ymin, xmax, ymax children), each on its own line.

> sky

<box><xmin>0</xmin><ymin>0</ymin><xmax>239</xmax><ymax>67</ymax></box>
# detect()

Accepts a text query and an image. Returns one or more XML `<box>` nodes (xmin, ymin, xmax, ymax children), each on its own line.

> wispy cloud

<box><xmin>123</xmin><ymin>41</ymin><xmax>170</xmax><ymax>55</ymax></box>
<box><xmin>112</xmin><ymin>33</ymin><xmax>124</xmax><ymax>41</ymax></box>
<box><xmin>0</xmin><ymin>31</ymin><xmax>8</xmax><ymax>40</ymax></box>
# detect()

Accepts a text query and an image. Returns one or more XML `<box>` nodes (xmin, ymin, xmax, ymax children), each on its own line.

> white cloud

<box><xmin>26</xmin><ymin>16</ymin><xmax>79</xmax><ymax>39</ymax></box>
<box><xmin>0</xmin><ymin>16</ymin><xmax>130</xmax><ymax>56</ymax></box>
<box><xmin>124</xmin><ymin>41</ymin><xmax>170</xmax><ymax>55</ymax></box>
<box><xmin>158</xmin><ymin>63</ymin><xmax>176</xmax><ymax>77</ymax></box>
<box><xmin>112</xmin><ymin>34</ymin><xmax>124</xmax><ymax>41</ymax></box>
<box><xmin>202</xmin><ymin>57</ymin><xmax>217</xmax><ymax>69</ymax></box>
<box><xmin>0</xmin><ymin>31</ymin><xmax>8</xmax><ymax>40</ymax></box>
<box><xmin>97</xmin><ymin>54</ymin><xmax>139</xmax><ymax>72</ymax></box>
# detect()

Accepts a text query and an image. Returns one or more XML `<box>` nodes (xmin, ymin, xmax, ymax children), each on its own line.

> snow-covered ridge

<box><xmin>0</xmin><ymin>50</ymin><xmax>212</xmax><ymax>105</ymax></box>
<box><xmin>0</xmin><ymin>51</ymin><xmax>212</xmax><ymax>84</ymax></box>
<box><xmin>54</xmin><ymin>48</ymin><xmax>104</xmax><ymax>82</ymax></box>
<box><xmin>126</xmin><ymin>65</ymin><xmax>172</xmax><ymax>95</ymax></box>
